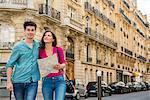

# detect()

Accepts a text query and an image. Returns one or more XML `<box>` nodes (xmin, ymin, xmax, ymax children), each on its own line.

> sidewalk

<box><xmin>1</xmin><ymin>94</ymin><xmax>44</xmax><ymax>100</ymax></box>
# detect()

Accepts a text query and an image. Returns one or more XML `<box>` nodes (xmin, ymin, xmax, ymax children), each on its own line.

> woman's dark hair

<box><xmin>40</xmin><ymin>31</ymin><xmax>57</xmax><ymax>49</ymax></box>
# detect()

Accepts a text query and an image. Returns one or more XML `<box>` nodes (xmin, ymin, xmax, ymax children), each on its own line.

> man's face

<box><xmin>24</xmin><ymin>26</ymin><xmax>36</xmax><ymax>39</ymax></box>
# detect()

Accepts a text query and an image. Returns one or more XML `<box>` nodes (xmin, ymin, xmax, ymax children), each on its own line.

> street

<box><xmin>85</xmin><ymin>90</ymin><xmax>150</xmax><ymax>100</ymax></box>
<box><xmin>1</xmin><ymin>90</ymin><xmax>150</xmax><ymax>100</ymax></box>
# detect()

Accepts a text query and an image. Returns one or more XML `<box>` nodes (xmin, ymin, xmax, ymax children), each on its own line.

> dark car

<box><xmin>143</xmin><ymin>81</ymin><xmax>150</xmax><ymax>90</ymax></box>
<box><xmin>86</xmin><ymin>81</ymin><xmax>112</xmax><ymax>97</ymax></box>
<box><xmin>139</xmin><ymin>82</ymin><xmax>147</xmax><ymax>91</ymax></box>
<box><xmin>109</xmin><ymin>81</ymin><xmax>129</xmax><ymax>94</ymax></box>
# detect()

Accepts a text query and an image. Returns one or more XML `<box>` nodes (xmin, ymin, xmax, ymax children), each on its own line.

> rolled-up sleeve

<box><xmin>6</xmin><ymin>47</ymin><xmax>20</xmax><ymax>69</ymax></box>
<box><xmin>58</xmin><ymin>47</ymin><xmax>65</xmax><ymax>64</ymax></box>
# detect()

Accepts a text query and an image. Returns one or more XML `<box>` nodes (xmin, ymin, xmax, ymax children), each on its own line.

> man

<box><xmin>6</xmin><ymin>21</ymin><xmax>40</xmax><ymax>100</ymax></box>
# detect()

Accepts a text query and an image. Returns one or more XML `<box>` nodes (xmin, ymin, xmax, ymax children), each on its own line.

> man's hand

<box><xmin>6</xmin><ymin>81</ymin><xmax>13</xmax><ymax>91</ymax></box>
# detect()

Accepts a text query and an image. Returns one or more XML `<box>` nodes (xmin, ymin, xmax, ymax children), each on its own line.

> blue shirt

<box><xmin>6</xmin><ymin>40</ymin><xmax>40</xmax><ymax>83</ymax></box>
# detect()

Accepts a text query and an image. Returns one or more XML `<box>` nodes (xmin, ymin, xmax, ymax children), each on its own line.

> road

<box><xmin>1</xmin><ymin>90</ymin><xmax>150</xmax><ymax>100</ymax></box>
<box><xmin>86</xmin><ymin>90</ymin><xmax>150</xmax><ymax>100</ymax></box>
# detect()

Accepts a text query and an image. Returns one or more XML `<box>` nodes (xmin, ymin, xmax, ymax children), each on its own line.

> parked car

<box><xmin>86</xmin><ymin>81</ymin><xmax>112</xmax><ymax>97</ymax></box>
<box><xmin>132</xmin><ymin>82</ymin><xmax>142</xmax><ymax>92</ymax></box>
<box><xmin>143</xmin><ymin>81</ymin><xmax>150</xmax><ymax>90</ymax></box>
<box><xmin>139</xmin><ymin>82</ymin><xmax>147</xmax><ymax>91</ymax></box>
<box><xmin>126</xmin><ymin>82</ymin><xmax>134</xmax><ymax>92</ymax></box>
<box><xmin>65</xmin><ymin>80</ymin><xmax>80</xmax><ymax>100</ymax></box>
<box><xmin>109</xmin><ymin>81</ymin><xmax>129</xmax><ymax>94</ymax></box>
<box><xmin>76</xmin><ymin>84</ymin><xmax>88</xmax><ymax>98</ymax></box>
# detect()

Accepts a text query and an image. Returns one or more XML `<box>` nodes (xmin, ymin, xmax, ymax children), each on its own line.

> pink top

<box><xmin>39</xmin><ymin>47</ymin><xmax>65</xmax><ymax>78</ymax></box>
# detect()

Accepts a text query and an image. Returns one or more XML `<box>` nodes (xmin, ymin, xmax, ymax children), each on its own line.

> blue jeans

<box><xmin>42</xmin><ymin>75</ymin><xmax>66</xmax><ymax>100</ymax></box>
<box><xmin>13</xmin><ymin>82</ymin><xmax>38</xmax><ymax>100</ymax></box>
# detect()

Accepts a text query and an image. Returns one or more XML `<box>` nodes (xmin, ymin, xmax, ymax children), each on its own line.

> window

<box><xmin>87</xmin><ymin>44</ymin><xmax>92</xmax><ymax>62</ymax></box>
<box><xmin>66</xmin><ymin>38</ymin><xmax>74</xmax><ymax>59</ymax></box>
<box><xmin>96</xmin><ymin>47</ymin><xmax>99</xmax><ymax>60</ymax></box>
<box><xmin>68</xmin><ymin>6</ymin><xmax>76</xmax><ymax>19</ymax></box>
<box><xmin>107</xmin><ymin>72</ymin><xmax>109</xmax><ymax>84</ymax></box>
<box><xmin>0</xmin><ymin>22</ymin><xmax>15</xmax><ymax>42</ymax></box>
<box><xmin>101</xmin><ymin>71</ymin><xmax>104</xmax><ymax>81</ymax></box>
<box><xmin>110</xmin><ymin>73</ymin><xmax>112</xmax><ymax>83</ymax></box>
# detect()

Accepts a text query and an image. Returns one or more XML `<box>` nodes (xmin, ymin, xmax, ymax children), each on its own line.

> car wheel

<box><xmin>75</xmin><ymin>93</ymin><xmax>80</xmax><ymax>100</ymax></box>
<box><xmin>102</xmin><ymin>91</ymin><xmax>105</xmax><ymax>97</ymax></box>
<box><xmin>109</xmin><ymin>92</ymin><xmax>111</xmax><ymax>96</ymax></box>
<box><xmin>84</xmin><ymin>92</ymin><xmax>88</xmax><ymax>98</ymax></box>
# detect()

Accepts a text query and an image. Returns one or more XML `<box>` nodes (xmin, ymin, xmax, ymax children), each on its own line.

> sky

<box><xmin>137</xmin><ymin>0</ymin><xmax>150</xmax><ymax>22</ymax></box>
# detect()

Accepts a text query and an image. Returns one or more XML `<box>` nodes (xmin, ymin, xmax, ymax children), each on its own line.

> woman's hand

<box><xmin>53</xmin><ymin>64</ymin><xmax>62</xmax><ymax>70</ymax></box>
<box><xmin>53</xmin><ymin>63</ymin><xmax>65</xmax><ymax>70</ymax></box>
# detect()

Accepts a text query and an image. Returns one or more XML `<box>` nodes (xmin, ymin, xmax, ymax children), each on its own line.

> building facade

<box><xmin>0</xmin><ymin>0</ymin><xmax>150</xmax><ymax>89</ymax></box>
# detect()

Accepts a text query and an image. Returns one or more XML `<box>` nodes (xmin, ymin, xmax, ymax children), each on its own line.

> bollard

<box><xmin>97</xmin><ymin>71</ymin><xmax>102</xmax><ymax>100</ymax></box>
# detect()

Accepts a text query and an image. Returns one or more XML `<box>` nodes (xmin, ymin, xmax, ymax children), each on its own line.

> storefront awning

<box><xmin>123</xmin><ymin>71</ymin><xmax>132</xmax><ymax>76</ymax></box>
<box><xmin>133</xmin><ymin>72</ymin><xmax>140</xmax><ymax>77</ymax></box>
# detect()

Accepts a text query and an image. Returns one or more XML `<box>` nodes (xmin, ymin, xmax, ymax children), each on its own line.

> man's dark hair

<box><xmin>23</xmin><ymin>21</ymin><xmax>37</xmax><ymax>30</ymax></box>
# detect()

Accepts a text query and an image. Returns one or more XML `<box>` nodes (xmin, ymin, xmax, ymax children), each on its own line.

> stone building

<box><xmin>0</xmin><ymin>0</ymin><xmax>150</xmax><ymax>89</ymax></box>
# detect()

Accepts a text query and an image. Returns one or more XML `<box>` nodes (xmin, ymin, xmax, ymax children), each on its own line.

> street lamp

<box><xmin>97</xmin><ymin>71</ymin><xmax>102</xmax><ymax>100</ymax></box>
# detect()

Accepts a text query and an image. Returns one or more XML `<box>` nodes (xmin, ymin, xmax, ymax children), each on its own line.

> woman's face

<box><xmin>43</xmin><ymin>32</ymin><xmax>54</xmax><ymax>43</ymax></box>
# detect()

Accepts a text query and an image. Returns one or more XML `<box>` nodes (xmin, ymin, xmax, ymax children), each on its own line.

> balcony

<box><xmin>84</xmin><ymin>2</ymin><xmax>115</xmax><ymax>28</ymax></box>
<box><xmin>66</xmin><ymin>51</ymin><xmax>74</xmax><ymax>59</ymax></box>
<box><xmin>102</xmin><ymin>0</ymin><xmax>115</xmax><ymax>9</ymax></box>
<box><xmin>84</xmin><ymin>2</ymin><xmax>93</xmax><ymax>14</ymax></box>
<box><xmin>135</xmin><ymin>13</ymin><xmax>148</xmax><ymax>28</ymax></box>
<box><xmin>85</xmin><ymin>27</ymin><xmax>117</xmax><ymax>49</ymax></box>
<box><xmin>64</xmin><ymin>14</ymin><xmax>83</xmax><ymax>32</ymax></box>
<box><xmin>39</xmin><ymin>4</ymin><xmax>61</xmax><ymax>21</ymax></box>
<box><xmin>124</xmin><ymin>48</ymin><xmax>133</xmax><ymax>56</ymax></box>
<box><xmin>95</xmin><ymin>10</ymin><xmax>115</xmax><ymax>28</ymax></box>
<box><xmin>119</xmin><ymin>8</ymin><xmax>131</xmax><ymax>24</ymax></box>
<box><xmin>107</xmin><ymin>0</ymin><xmax>115</xmax><ymax>9</ymax></box>
<box><xmin>0</xmin><ymin>0</ymin><xmax>28</xmax><ymax>9</ymax></box>
<box><xmin>137</xmin><ymin>29</ymin><xmax>145</xmax><ymax>38</ymax></box>
<box><xmin>123</xmin><ymin>0</ymin><xmax>130</xmax><ymax>9</ymax></box>
<box><xmin>137</xmin><ymin>55</ymin><xmax>147</xmax><ymax>62</ymax></box>
<box><xmin>0</xmin><ymin>42</ymin><xmax>15</xmax><ymax>50</ymax></box>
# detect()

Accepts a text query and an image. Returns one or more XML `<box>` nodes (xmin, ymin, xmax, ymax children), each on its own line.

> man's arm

<box><xmin>6</xmin><ymin>67</ymin><xmax>13</xmax><ymax>91</ymax></box>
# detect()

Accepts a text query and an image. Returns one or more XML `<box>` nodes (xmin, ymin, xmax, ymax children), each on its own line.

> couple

<box><xmin>6</xmin><ymin>21</ymin><xmax>66</xmax><ymax>100</ymax></box>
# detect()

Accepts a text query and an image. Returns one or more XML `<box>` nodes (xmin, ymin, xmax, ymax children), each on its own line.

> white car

<box><xmin>65</xmin><ymin>89</ymin><xmax>80</xmax><ymax>100</ymax></box>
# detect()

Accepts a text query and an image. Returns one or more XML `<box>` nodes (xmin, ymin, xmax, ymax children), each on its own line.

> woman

<box><xmin>39</xmin><ymin>31</ymin><xmax>66</xmax><ymax>100</ymax></box>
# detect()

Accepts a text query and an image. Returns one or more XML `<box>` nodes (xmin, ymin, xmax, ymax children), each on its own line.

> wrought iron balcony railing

<box><xmin>39</xmin><ymin>4</ymin><xmax>61</xmax><ymax>21</ymax></box>
<box><xmin>85</xmin><ymin>27</ymin><xmax>117</xmax><ymax>48</ymax></box>
<box><xmin>124</xmin><ymin>48</ymin><xmax>133</xmax><ymax>56</ymax></box>
<box><xmin>123</xmin><ymin>0</ymin><xmax>130</xmax><ymax>9</ymax></box>
<box><xmin>137</xmin><ymin>29</ymin><xmax>145</xmax><ymax>38</ymax></box>
<box><xmin>135</xmin><ymin>13</ymin><xmax>149</xmax><ymax>28</ymax></box>
<box><xmin>84</xmin><ymin>2</ymin><xmax>93</xmax><ymax>13</ymax></box>
<box><xmin>84</xmin><ymin>2</ymin><xmax>115</xmax><ymax>28</ymax></box>
<box><xmin>0</xmin><ymin>0</ymin><xmax>27</xmax><ymax>8</ymax></box>
<box><xmin>0</xmin><ymin>42</ymin><xmax>15</xmax><ymax>50</ymax></box>
<box><xmin>137</xmin><ymin>55</ymin><xmax>147</xmax><ymax>62</ymax></box>
<box><xmin>119</xmin><ymin>8</ymin><xmax>131</xmax><ymax>24</ymax></box>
